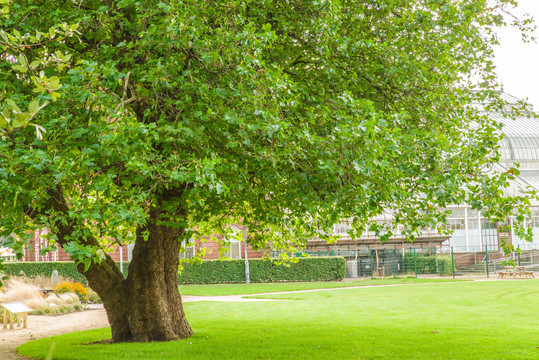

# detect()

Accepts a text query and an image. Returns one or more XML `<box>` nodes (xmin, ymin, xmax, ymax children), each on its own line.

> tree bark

<box><xmin>30</xmin><ymin>186</ymin><xmax>193</xmax><ymax>343</ymax></box>
<box><xmin>85</xmin><ymin>205</ymin><xmax>193</xmax><ymax>343</ymax></box>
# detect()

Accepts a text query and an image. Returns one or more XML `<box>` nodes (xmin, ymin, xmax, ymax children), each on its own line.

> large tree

<box><xmin>0</xmin><ymin>0</ymin><xmax>535</xmax><ymax>342</ymax></box>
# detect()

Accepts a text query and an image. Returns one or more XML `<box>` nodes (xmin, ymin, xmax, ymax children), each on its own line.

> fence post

<box><xmin>518</xmin><ymin>245</ymin><xmax>521</xmax><ymax>266</ymax></box>
<box><xmin>393</xmin><ymin>249</ymin><xmax>396</xmax><ymax>278</ymax></box>
<box><xmin>485</xmin><ymin>245</ymin><xmax>489</xmax><ymax>278</ymax></box>
<box><xmin>451</xmin><ymin>246</ymin><xmax>455</xmax><ymax>279</ymax></box>
<box><xmin>402</xmin><ymin>248</ymin><xmax>405</xmax><ymax>273</ymax></box>
<box><xmin>370</xmin><ymin>249</ymin><xmax>373</xmax><ymax>280</ymax></box>
<box><xmin>244</xmin><ymin>225</ymin><xmax>250</xmax><ymax>284</ymax></box>
<box><xmin>413</xmin><ymin>248</ymin><xmax>418</xmax><ymax>278</ymax></box>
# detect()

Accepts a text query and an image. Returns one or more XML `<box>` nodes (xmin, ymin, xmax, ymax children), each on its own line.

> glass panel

<box><xmin>230</xmin><ymin>241</ymin><xmax>241</xmax><ymax>259</ymax></box>
<box><xmin>448</xmin><ymin>208</ymin><xmax>465</xmax><ymax>218</ymax></box>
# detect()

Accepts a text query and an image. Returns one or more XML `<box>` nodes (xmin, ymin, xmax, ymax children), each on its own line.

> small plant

<box><xmin>54</xmin><ymin>281</ymin><xmax>90</xmax><ymax>303</ymax></box>
<box><xmin>87</xmin><ymin>288</ymin><xmax>102</xmax><ymax>304</ymax></box>
<box><xmin>0</xmin><ymin>278</ymin><xmax>85</xmax><ymax>315</ymax></box>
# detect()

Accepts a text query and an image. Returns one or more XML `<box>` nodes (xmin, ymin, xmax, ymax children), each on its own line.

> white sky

<box><xmin>494</xmin><ymin>0</ymin><xmax>539</xmax><ymax>109</ymax></box>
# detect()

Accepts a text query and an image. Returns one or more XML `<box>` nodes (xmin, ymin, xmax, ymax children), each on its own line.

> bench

<box><xmin>498</xmin><ymin>266</ymin><xmax>535</xmax><ymax>279</ymax></box>
<box><xmin>1</xmin><ymin>302</ymin><xmax>32</xmax><ymax>329</ymax></box>
<box><xmin>40</xmin><ymin>288</ymin><xmax>58</xmax><ymax>297</ymax></box>
<box><xmin>513</xmin><ymin>266</ymin><xmax>535</xmax><ymax>279</ymax></box>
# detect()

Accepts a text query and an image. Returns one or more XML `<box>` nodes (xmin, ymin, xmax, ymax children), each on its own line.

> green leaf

<box><xmin>5</xmin><ymin>99</ymin><xmax>21</xmax><ymax>113</ymax></box>
<box><xmin>18</xmin><ymin>54</ymin><xmax>27</xmax><ymax>67</ymax></box>
<box><xmin>0</xmin><ymin>113</ymin><xmax>9</xmax><ymax>129</ymax></box>
<box><xmin>28</xmin><ymin>100</ymin><xmax>39</xmax><ymax>114</ymax></box>
<box><xmin>29</xmin><ymin>60</ymin><xmax>40</xmax><ymax>69</ymax></box>
<box><xmin>11</xmin><ymin>64</ymin><xmax>27</xmax><ymax>73</ymax></box>
<box><xmin>12</xmin><ymin>112</ymin><xmax>31</xmax><ymax>128</ymax></box>
<box><xmin>1</xmin><ymin>108</ymin><xmax>10</xmax><ymax>121</ymax></box>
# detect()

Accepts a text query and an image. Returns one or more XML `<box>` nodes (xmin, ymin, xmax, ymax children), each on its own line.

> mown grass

<box><xmin>17</xmin><ymin>280</ymin><xmax>539</xmax><ymax>359</ymax></box>
<box><xmin>178</xmin><ymin>277</ymin><xmax>466</xmax><ymax>296</ymax></box>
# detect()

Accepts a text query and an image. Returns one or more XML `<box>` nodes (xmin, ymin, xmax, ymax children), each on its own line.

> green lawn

<box><xmin>179</xmin><ymin>277</ymin><xmax>465</xmax><ymax>296</ymax></box>
<box><xmin>18</xmin><ymin>280</ymin><xmax>539</xmax><ymax>359</ymax></box>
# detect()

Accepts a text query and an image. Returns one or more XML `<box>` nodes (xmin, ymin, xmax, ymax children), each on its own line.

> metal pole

<box><xmin>393</xmin><ymin>249</ymin><xmax>396</xmax><ymax>278</ymax></box>
<box><xmin>413</xmin><ymin>248</ymin><xmax>417</xmax><ymax>278</ymax></box>
<box><xmin>464</xmin><ymin>207</ymin><xmax>470</xmax><ymax>252</ymax></box>
<box><xmin>485</xmin><ymin>244</ymin><xmax>489</xmax><ymax>278</ymax></box>
<box><xmin>518</xmin><ymin>245</ymin><xmax>521</xmax><ymax>266</ymax></box>
<box><xmin>451</xmin><ymin>247</ymin><xmax>455</xmax><ymax>279</ymax></box>
<box><xmin>120</xmin><ymin>245</ymin><xmax>124</xmax><ymax>274</ymax></box>
<box><xmin>478</xmin><ymin>211</ymin><xmax>483</xmax><ymax>249</ymax></box>
<box><xmin>244</xmin><ymin>225</ymin><xmax>250</xmax><ymax>283</ymax></box>
<box><xmin>402</xmin><ymin>248</ymin><xmax>405</xmax><ymax>273</ymax></box>
<box><xmin>370</xmin><ymin>249</ymin><xmax>373</xmax><ymax>279</ymax></box>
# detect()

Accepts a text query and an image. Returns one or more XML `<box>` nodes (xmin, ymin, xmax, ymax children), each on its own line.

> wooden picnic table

<box><xmin>498</xmin><ymin>266</ymin><xmax>535</xmax><ymax>279</ymax></box>
<box><xmin>1</xmin><ymin>302</ymin><xmax>32</xmax><ymax>329</ymax></box>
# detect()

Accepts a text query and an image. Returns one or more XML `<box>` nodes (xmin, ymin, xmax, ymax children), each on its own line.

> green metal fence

<box><xmin>272</xmin><ymin>245</ymin><xmax>539</xmax><ymax>279</ymax></box>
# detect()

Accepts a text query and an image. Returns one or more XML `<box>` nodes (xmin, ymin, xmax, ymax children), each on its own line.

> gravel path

<box><xmin>0</xmin><ymin>308</ymin><xmax>109</xmax><ymax>360</ymax></box>
<box><xmin>0</xmin><ymin>295</ymin><xmax>279</xmax><ymax>359</ymax></box>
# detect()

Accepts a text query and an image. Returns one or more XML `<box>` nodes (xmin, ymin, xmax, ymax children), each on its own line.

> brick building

<box><xmin>17</xmin><ymin>225</ymin><xmax>263</xmax><ymax>263</ymax></box>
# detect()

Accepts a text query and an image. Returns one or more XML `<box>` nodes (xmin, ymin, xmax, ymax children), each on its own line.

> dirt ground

<box><xmin>0</xmin><ymin>308</ymin><xmax>109</xmax><ymax>360</ymax></box>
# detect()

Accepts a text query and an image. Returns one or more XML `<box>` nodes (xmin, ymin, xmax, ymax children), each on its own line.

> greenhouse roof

<box><xmin>514</xmin><ymin>170</ymin><xmax>539</xmax><ymax>191</ymax></box>
<box><xmin>486</xmin><ymin>92</ymin><xmax>539</xmax><ymax>163</ymax></box>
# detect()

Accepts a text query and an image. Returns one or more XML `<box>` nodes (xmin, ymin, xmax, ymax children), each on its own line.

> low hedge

<box><xmin>178</xmin><ymin>257</ymin><xmax>346</xmax><ymax>284</ymax></box>
<box><xmin>2</xmin><ymin>257</ymin><xmax>346</xmax><ymax>285</ymax></box>
<box><xmin>2</xmin><ymin>261</ymin><xmax>130</xmax><ymax>285</ymax></box>
<box><xmin>435</xmin><ymin>255</ymin><xmax>454</xmax><ymax>276</ymax></box>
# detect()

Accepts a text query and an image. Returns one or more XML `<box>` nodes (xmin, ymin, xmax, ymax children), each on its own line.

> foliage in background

<box><xmin>0</xmin><ymin>0</ymin><xmax>76</xmax><ymax>287</ymax></box>
<box><xmin>0</xmin><ymin>0</ymin><xmax>536</xmax><ymax>274</ymax></box>
<box><xmin>0</xmin><ymin>0</ymin><xmax>75</xmax><ymax>137</ymax></box>
<box><xmin>179</xmin><ymin>257</ymin><xmax>346</xmax><ymax>284</ymax></box>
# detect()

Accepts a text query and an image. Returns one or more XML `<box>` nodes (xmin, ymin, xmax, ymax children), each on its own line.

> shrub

<box><xmin>3</xmin><ymin>258</ymin><xmax>346</xmax><ymax>285</ymax></box>
<box><xmin>54</xmin><ymin>281</ymin><xmax>90</xmax><ymax>303</ymax></box>
<box><xmin>179</xmin><ymin>257</ymin><xmax>346</xmax><ymax>284</ymax></box>
<box><xmin>87</xmin><ymin>288</ymin><xmax>102</xmax><ymax>304</ymax></box>
<box><xmin>3</xmin><ymin>261</ymin><xmax>130</xmax><ymax>285</ymax></box>
<box><xmin>435</xmin><ymin>255</ymin><xmax>454</xmax><ymax>276</ymax></box>
<box><xmin>403</xmin><ymin>252</ymin><xmax>454</xmax><ymax>276</ymax></box>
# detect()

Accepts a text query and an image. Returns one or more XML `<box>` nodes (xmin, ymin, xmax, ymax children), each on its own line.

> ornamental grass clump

<box><xmin>0</xmin><ymin>278</ymin><xmax>83</xmax><ymax>315</ymax></box>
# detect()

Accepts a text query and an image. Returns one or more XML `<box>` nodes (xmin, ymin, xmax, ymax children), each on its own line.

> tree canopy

<box><xmin>0</xmin><ymin>0</ymin><xmax>536</xmax><ymax>342</ymax></box>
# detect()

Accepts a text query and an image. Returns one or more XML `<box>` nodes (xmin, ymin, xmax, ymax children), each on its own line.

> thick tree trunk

<box><xmin>34</xmin><ymin>186</ymin><xmax>193</xmax><ymax>343</ymax></box>
<box><xmin>84</xmin><ymin>206</ymin><xmax>193</xmax><ymax>343</ymax></box>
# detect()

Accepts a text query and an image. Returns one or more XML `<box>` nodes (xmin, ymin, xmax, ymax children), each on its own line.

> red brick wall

<box><xmin>21</xmin><ymin>228</ymin><xmax>130</xmax><ymax>263</ymax></box>
<box><xmin>454</xmin><ymin>251</ymin><xmax>505</xmax><ymax>266</ymax></box>
<box><xmin>193</xmin><ymin>236</ymin><xmax>264</xmax><ymax>260</ymax></box>
<box><xmin>20</xmin><ymin>224</ymin><xmax>264</xmax><ymax>262</ymax></box>
<box><xmin>107</xmin><ymin>245</ymin><xmax>130</xmax><ymax>261</ymax></box>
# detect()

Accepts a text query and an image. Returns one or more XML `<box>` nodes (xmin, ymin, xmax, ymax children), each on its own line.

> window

<box><xmin>223</xmin><ymin>226</ymin><xmax>242</xmax><ymax>259</ymax></box>
<box><xmin>180</xmin><ymin>239</ymin><xmax>196</xmax><ymax>259</ymax></box>
<box><xmin>228</xmin><ymin>239</ymin><xmax>241</xmax><ymax>259</ymax></box>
